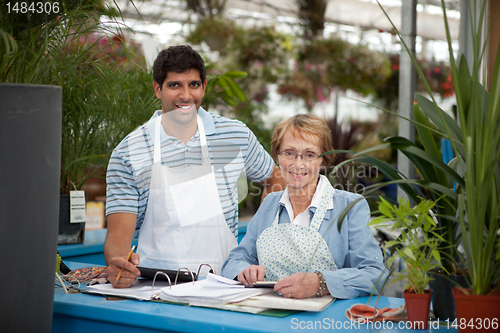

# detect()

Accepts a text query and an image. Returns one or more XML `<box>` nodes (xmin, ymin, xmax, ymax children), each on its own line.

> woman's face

<box><xmin>278</xmin><ymin>131</ymin><xmax>323</xmax><ymax>195</ymax></box>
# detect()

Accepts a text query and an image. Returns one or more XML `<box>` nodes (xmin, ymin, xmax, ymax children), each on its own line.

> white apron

<box><xmin>256</xmin><ymin>181</ymin><xmax>338</xmax><ymax>281</ymax></box>
<box><xmin>136</xmin><ymin>114</ymin><xmax>237</xmax><ymax>275</ymax></box>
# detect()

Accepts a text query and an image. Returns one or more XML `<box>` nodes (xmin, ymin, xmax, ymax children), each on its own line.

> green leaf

<box><xmin>223</xmin><ymin>71</ymin><xmax>248</xmax><ymax>79</ymax></box>
<box><xmin>221</xmin><ymin>95</ymin><xmax>238</xmax><ymax>107</ymax></box>
<box><xmin>431</xmin><ymin>249</ymin><xmax>442</xmax><ymax>264</ymax></box>
<box><xmin>222</xmin><ymin>75</ymin><xmax>247</xmax><ymax>102</ymax></box>
<box><xmin>335</xmin><ymin>197</ymin><xmax>364</xmax><ymax>232</ymax></box>
<box><xmin>403</xmin><ymin>247</ymin><xmax>416</xmax><ymax>260</ymax></box>
<box><xmin>216</xmin><ymin>76</ymin><xmax>233</xmax><ymax>97</ymax></box>
<box><xmin>457</xmin><ymin>56</ymin><xmax>472</xmax><ymax>117</ymax></box>
<box><xmin>415</xmin><ymin>94</ymin><xmax>463</xmax><ymax>155</ymax></box>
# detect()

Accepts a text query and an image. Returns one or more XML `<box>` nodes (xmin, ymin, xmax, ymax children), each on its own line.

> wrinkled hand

<box><xmin>274</xmin><ymin>272</ymin><xmax>326</xmax><ymax>299</ymax></box>
<box><xmin>106</xmin><ymin>253</ymin><xmax>141</xmax><ymax>288</ymax></box>
<box><xmin>237</xmin><ymin>265</ymin><xmax>266</xmax><ymax>285</ymax></box>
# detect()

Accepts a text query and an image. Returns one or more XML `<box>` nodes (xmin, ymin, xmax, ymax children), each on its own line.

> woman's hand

<box><xmin>237</xmin><ymin>265</ymin><xmax>266</xmax><ymax>285</ymax></box>
<box><xmin>274</xmin><ymin>272</ymin><xmax>329</xmax><ymax>299</ymax></box>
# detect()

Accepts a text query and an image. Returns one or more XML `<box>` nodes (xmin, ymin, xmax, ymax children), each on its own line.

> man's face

<box><xmin>153</xmin><ymin>69</ymin><xmax>207</xmax><ymax>125</ymax></box>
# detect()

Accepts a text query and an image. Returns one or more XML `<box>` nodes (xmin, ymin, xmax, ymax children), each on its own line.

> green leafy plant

<box><xmin>203</xmin><ymin>70</ymin><xmax>248</xmax><ymax>111</ymax></box>
<box><xmin>326</xmin><ymin>0</ymin><xmax>500</xmax><ymax>295</ymax></box>
<box><xmin>1</xmin><ymin>1</ymin><xmax>153</xmax><ymax>194</ymax></box>
<box><xmin>369</xmin><ymin>197</ymin><xmax>445</xmax><ymax>294</ymax></box>
<box><xmin>186</xmin><ymin>17</ymin><xmax>240</xmax><ymax>54</ymax></box>
<box><xmin>278</xmin><ymin>37</ymin><xmax>391</xmax><ymax>110</ymax></box>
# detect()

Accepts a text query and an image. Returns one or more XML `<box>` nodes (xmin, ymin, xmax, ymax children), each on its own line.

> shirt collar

<box><xmin>278</xmin><ymin>175</ymin><xmax>334</xmax><ymax>218</ymax></box>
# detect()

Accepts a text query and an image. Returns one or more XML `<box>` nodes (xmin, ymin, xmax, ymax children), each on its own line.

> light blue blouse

<box><xmin>221</xmin><ymin>189</ymin><xmax>389</xmax><ymax>299</ymax></box>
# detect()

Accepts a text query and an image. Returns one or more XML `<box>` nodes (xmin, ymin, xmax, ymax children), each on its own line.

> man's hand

<box><xmin>104</xmin><ymin>212</ymin><xmax>139</xmax><ymax>288</ymax></box>
<box><xmin>106</xmin><ymin>253</ymin><xmax>141</xmax><ymax>288</ymax></box>
<box><xmin>237</xmin><ymin>265</ymin><xmax>266</xmax><ymax>285</ymax></box>
<box><xmin>274</xmin><ymin>272</ymin><xmax>329</xmax><ymax>299</ymax></box>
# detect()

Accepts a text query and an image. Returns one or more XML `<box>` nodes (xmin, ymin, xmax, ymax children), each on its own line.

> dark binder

<box><xmin>137</xmin><ymin>266</ymin><xmax>196</xmax><ymax>284</ymax></box>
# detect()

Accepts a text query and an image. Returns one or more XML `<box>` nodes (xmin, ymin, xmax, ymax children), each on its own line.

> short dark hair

<box><xmin>153</xmin><ymin>45</ymin><xmax>206</xmax><ymax>89</ymax></box>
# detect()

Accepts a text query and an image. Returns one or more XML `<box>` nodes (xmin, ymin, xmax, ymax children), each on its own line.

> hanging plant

<box><xmin>374</xmin><ymin>54</ymin><xmax>455</xmax><ymax>110</ymax></box>
<box><xmin>186</xmin><ymin>17</ymin><xmax>241</xmax><ymax>54</ymax></box>
<box><xmin>278</xmin><ymin>37</ymin><xmax>391</xmax><ymax>108</ymax></box>
<box><xmin>228</xmin><ymin>26</ymin><xmax>293</xmax><ymax>83</ymax></box>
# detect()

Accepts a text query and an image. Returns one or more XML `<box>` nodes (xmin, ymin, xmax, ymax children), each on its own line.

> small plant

<box><xmin>369</xmin><ymin>197</ymin><xmax>445</xmax><ymax>294</ymax></box>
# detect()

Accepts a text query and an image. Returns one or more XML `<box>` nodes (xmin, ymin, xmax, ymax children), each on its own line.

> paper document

<box><xmin>87</xmin><ymin>279</ymin><xmax>171</xmax><ymax>301</ymax></box>
<box><xmin>159</xmin><ymin>273</ymin><xmax>271</xmax><ymax>305</ymax></box>
<box><xmin>234</xmin><ymin>293</ymin><xmax>335</xmax><ymax>312</ymax></box>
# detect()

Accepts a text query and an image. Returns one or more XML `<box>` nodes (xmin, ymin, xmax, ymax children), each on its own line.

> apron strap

<box><xmin>309</xmin><ymin>182</ymin><xmax>333</xmax><ymax>231</ymax></box>
<box><xmin>196</xmin><ymin>115</ymin><xmax>211</xmax><ymax>167</ymax></box>
<box><xmin>154</xmin><ymin>113</ymin><xmax>210</xmax><ymax>166</ymax></box>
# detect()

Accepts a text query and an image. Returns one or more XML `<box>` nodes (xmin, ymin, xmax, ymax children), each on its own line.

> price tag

<box><xmin>70</xmin><ymin>190</ymin><xmax>86</xmax><ymax>223</ymax></box>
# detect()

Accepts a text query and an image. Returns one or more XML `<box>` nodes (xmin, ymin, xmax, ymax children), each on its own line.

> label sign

<box><xmin>70</xmin><ymin>190</ymin><xmax>86</xmax><ymax>223</ymax></box>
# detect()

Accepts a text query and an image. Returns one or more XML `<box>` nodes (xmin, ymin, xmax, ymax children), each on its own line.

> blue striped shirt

<box><xmin>106</xmin><ymin>108</ymin><xmax>275</xmax><ymax>237</ymax></box>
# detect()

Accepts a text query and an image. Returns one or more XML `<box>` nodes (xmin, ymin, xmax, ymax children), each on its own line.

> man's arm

<box><xmin>104</xmin><ymin>213</ymin><xmax>141</xmax><ymax>288</ymax></box>
<box><xmin>260</xmin><ymin>164</ymin><xmax>286</xmax><ymax>202</ymax></box>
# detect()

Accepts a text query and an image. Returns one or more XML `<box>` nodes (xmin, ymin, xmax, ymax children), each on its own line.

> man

<box><xmin>104</xmin><ymin>45</ymin><xmax>284</xmax><ymax>288</ymax></box>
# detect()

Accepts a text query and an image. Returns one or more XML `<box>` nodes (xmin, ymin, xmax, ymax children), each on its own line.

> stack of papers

<box><xmin>234</xmin><ymin>293</ymin><xmax>334</xmax><ymax>312</ymax></box>
<box><xmin>87</xmin><ymin>273</ymin><xmax>335</xmax><ymax>314</ymax></box>
<box><xmin>159</xmin><ymin>273</ymin><xmax>271</xmax><ymax>306</ymax></box>
<box><xmin>87</xmin><ymin>279</ymin><xmax>171</xmax><ymax>301</ymax></box>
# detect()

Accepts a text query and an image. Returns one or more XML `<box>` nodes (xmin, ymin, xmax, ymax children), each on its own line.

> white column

<box><xmin>397</xmin><ymin>0</ymin><xmax>417</xmax><ymax>202</ymax></box>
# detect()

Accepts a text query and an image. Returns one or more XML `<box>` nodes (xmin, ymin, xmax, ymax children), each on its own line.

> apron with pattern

<box><xmin>256</xmin><ymin>181</ymin><xmax>338</xmax><ymax>281</ymax></box>
<box><xmin>136</xmin><ymin>115</ymin><xmax>237</xmax><ymax>274</ymax></box>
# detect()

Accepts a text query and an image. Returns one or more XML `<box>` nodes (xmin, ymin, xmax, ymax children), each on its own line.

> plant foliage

<box><xmin>369</xmin><ymin>197</ymin><xmax>445</xmax><ymax>294</ymax></box>
<box><xmin>325</xmin><ymin>0</ymin><xmax>500</xmax><ymax>295</ymax></box>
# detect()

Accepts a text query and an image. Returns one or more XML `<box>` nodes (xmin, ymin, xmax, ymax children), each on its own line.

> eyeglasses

<box><xmin>278</xmin><ymin>149</ymin><xmax>321</xmax><ymax>162</ymax></box>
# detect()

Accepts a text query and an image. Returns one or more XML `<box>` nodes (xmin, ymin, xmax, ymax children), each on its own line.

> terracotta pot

<box><xmin>403</xmin><ymin>289</ymin><xmax>432</xmax><ymax>329</ymax></box>
<box><xmin>453</xmin><ymin>287</ymin><xmax>500</xmax><ymax>332</ymax></box>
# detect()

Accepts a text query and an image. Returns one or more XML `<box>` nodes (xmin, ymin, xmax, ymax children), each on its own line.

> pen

<box><xmin>115</xmin><ymin>245</ymin><xmax>136</xmax><ymax>283</ymax></box>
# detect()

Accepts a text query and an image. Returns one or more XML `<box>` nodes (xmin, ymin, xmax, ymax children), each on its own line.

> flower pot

<box><xmin>453</xmin><ymin>287</ymin><xmax>500</xmax><ymax>332</ymax></box>
<box><xmin>58</xmin><ymin>194</ymin><xmax>86</xmax><ymax>245</ymax></box>
<box><xmin>429</xmin><ymin>271</ymin><xmax>470</xmax><ymax>320</ymax></box>
<box><xmin>0</xmin><ymin>83</ymin><xmax>62</xmax><ymax>332</ymax></box>
<box><xmin>403</xmin><ymin>289</ymin><xmax>432</xmax><ymax>329</ymax></box>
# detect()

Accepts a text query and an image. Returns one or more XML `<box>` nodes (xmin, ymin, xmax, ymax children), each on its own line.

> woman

<box><xmin>221</xmin><ymin>114</ymin><xmax>387</xmax><ymax>299</ymax></box>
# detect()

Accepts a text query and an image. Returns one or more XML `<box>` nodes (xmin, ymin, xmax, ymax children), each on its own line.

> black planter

<box><xmin>0</xmin><ymin>83</ymin><xmax>62</xmax><ymax>333</ymax></box>
<box><xmin>58</xmin><ymin>194</ymin><xmax>86</xmax><ymax>244</ymax></box>
<box><xmin>429</xmin><ymin>271</ymin><xmax>470</xmax><ymax>321</ymax></box>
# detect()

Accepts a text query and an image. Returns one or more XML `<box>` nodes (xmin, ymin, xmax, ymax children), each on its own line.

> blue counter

<box><xmin>53</xmin><ymin>277</ymin><xmax>456</xmax><ymax>333</ymax></box>
<box><xmin>55</xmin><ymin>230</ymin><xmax>457</xmax><ymax>332</ymax></box>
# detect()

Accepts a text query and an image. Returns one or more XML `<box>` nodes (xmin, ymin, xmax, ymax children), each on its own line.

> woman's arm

<box><xmin>321</xmin><ymin>194</ymin><xmax>389</xmax><ymax>299</ymax></box>
<box><xmin>221</xmin><ymin>193</ymin><xmax>281</xmax><ymax>280</ymax></box>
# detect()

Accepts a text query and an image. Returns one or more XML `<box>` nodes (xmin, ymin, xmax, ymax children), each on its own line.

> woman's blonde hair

<box><xmin>271</xmin><ymin>114</ymin><xmax>335</xmax><ymax>167</ymax></box>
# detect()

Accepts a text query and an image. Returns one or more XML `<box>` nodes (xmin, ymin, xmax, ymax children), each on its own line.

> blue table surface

<box><xmin>53</xmin><ymin>261</ymin><xmax>458</xmax><ymax>333</ymax></box>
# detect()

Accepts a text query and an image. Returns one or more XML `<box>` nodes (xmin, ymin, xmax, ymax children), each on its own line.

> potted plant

<box><xmin>369</xmin><ymin>197</ymin><xmax>444</xmax><ymax>329</ymax></box>
<box><xmin>326</xmin><ymin>0</ymin><xmax>500</xmax><ymax>324</ymax></box>
<box><xmin>0</xmin><ymin>0</ymin><xmax>129</xmax><ymax>330</ymax></box>
<box><xmin>186</xmin><ymin>17</ymin><xmax>241</xmax><ymax>54</ymax></box>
